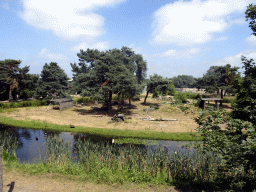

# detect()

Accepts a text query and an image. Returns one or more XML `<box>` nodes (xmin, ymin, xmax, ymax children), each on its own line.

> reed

<box><xmin>1</xmin><ymin>131</ymin><xmax>255</xmax><ymax>190</ymax></box>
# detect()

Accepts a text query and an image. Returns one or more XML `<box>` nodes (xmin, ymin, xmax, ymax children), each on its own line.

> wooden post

<box><xmin>203</xmin><ymin>100</ymin><xmax>205</xmax><ymax>110</ymax></box>
<box><xmin>220</xmin><ymin>89</ymin><xmax>223</xmax><ymax>107</ymax></box>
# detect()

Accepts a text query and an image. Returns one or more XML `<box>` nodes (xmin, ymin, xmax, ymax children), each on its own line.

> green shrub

<box><xmin>174</xmin><ymin>92</ymin><xmax>188</xmax><ymax>104</ymax></box>
<box><xmin>222</xmin><ymin>97</ymin><xmax>235</xmax><ymax>103</ymax></box>
<box><xmin>76</xmin><ymin>97</ymin><xmax>94</xmax><ymax>104</ymax></box>
<box><xmin>0</xmin><ymin>99</ymin><xmax>47</xmax><ymax>109</ymax></box>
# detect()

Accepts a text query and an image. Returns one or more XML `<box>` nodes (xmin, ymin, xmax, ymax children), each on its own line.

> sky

<box><xmin>0</xmin><ymin>0</ymin><xmax>256</xmax><ymax>79</ymax></box>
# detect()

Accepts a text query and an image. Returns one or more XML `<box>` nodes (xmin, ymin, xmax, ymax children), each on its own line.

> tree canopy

<box><xmin>245</xmin><ymin>4</ymin><xmax>256</xmax><ymax>36</ymax></box>
<box><xmin>143</xmin><ymin>74</ymin><xmax>171</xmax><ymax>104</ymax></box>
<box><xmin>35</xmin><ymin>62</ymin><xmax>69</xmax><ymax>100</ymax></box>
<box><xmin>232</xmin><ymin>56</ymin><xmax>256</xmax><ymax>125</ymax></box>
<box><xmin>197</xmin><ymin>64</ymin><xmax>239</xmax><ymax>105</ymax></box>
<box><xmin>0</xmin><ymin>59</ymin><xmax>34</xmax><ymax>101</ymax></box>
<box><xmin>171</xmin><ymin>75</ymin><xmax>196</xmax><ymax>88</ymax></box>
<box><xmin>70</xmin><ymin>47</ymin><xmax>147</xmax><ymax>111</ymax></box>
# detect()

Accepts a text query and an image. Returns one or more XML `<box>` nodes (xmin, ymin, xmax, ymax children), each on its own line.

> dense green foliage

<box><xmin>0</xmin><ymin>59</ymin><xmax>38</xmax><ymax>101</ymax></box>
<box><xmin>195</xmin><ymin>108</ymin><xmax>256</xmax><ymax>190</ymax></box>
<box><xmin>245</xmin><ymin>4</ymin><xmax>256</xmax><ymax>36</ymax></box>
<box><xmin>70</xmin><ymin>47</ymin><xmax>147</xmax><ymax>109</ymax></box>
<box><xmin>35</xmin><ymin>62</ymin><xmax>69</xmax><ymax>101</ymax></box>
<box><xmin>19</xmin><ymin>74</ymin><xmax>39</xmax><ymax>99</ymax></box>
<box><xmin>197</xmin><ymin>64</ymin><xmax>239</xmax><ymax>95</ymax></box>
<box><xmin>171</xmin><ymin>75</ymin><xmax>196</xmax><ymax>88</ymax></box>
<box><xmin>232</xmin><ymin>56</ymin><xmax>256</xmax><ymax>126</ymax></box>
<box><xmin>144</xmin><ymin>74</ymin><xmax>170</xmax><ymax>103</ymax></box>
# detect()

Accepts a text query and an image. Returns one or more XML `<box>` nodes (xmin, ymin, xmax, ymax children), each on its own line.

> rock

<box><xmin>76</xmin><ymin>104</ymin><xmax>82</xmax><ymax>107</ymax></box>
<box><xmin>117</xmin><ymin>114</ymin><xmax>125</xmax><ymax>121</ymax></box>
<box><xmin>127</xmin><ymin>117</ymin><xmax>132</xmax><ymax>119</ymax></box>
<box><xmin>108</xmin><ymin>120</ymin><xmax>114</xmax><ymax>124</ymax></box>
<box><xmin>70</xmin><ymin>124</ymin><xmax>75</xmax><ymax>128</ymax></box>
<box><xmin>115</xmin><ymin>118</ymin><xmax>122</xmax><ymax>122</ymax></box>
<box><xmin>143</xmin><ymin>108</ymin><xmax>155</xmax><ymax>112</ymax></box>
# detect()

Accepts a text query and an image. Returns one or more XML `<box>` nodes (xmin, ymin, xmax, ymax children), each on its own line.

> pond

<box><xmin>0</xmin><ymin>126</ymin><xmax>199</xmax><ymax>164</ymax></box>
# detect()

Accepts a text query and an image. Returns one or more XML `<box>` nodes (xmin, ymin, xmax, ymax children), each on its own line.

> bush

<box><xmin>166</xmin><ymin>84</ymin><xmax>176</xmax><ymax>96</ymax></box>
<box><xmin>0</xmin><ymin>99</ymin><xmax>47</xmax><ymax>109</ymax></box>
<box><xmin>174</xmin><ymin>92</ymin><xmax>188</xmax><ymax>104</ymax></box>
<box><xmin>222</xmin><ymin>97</ymin><xmax>235</xmax><ymax>103</ymax></box>
<box><xmin>76</xmin><ymin>97</ymin><xmax>94</xmax><ymax>104</ymax></box>
<box><xmin>195</xmin><ymin>108</ymin><xmax>256</xmax><ymax>190</ymax></box>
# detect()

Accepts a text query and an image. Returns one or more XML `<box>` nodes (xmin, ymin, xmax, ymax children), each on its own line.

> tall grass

<box><xmin>1</xmin><ymin>132</ymin><xmax>255</xmax><ymax>190</ymax></box>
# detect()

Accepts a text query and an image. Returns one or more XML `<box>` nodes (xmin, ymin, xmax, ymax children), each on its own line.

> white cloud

<box><xmin>212</xmin><ymin>50</ymin><xmax>256</xmax><ymax>67</ymax></box>
<box><xmin>70</xmin><ymin>41</ymin><xmax>109</xmax><ymax>52</ymax></box>
<box><xmin>18</xmin><ymin>0</ymin><xmax>126</xmax><ymax>40</ymax></box>
<box><xmin>37</xmin><ymin>48</ymin><xmax>68</xmax><ymax>60</ymax></box>
<box><xmin>151</xmin><ymin>0</ymin><xmax>254</xmax><ymax>46</ymax></box>
<box><xmin>153</xmin><ymin>48</ymin><xmax>201</xmax><ymax>59</ymax></box>
<box><xmin>128</xmin><ymin>43</ymin><xmax>143</xmax><ymax>53</ymax></box>
<box><xmin>246</xmin><ymin>35</ymin><xmax>256</xmax><ymax>47</ymax></box>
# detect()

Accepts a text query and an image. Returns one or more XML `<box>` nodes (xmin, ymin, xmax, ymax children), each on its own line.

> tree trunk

<box><xmin>144</xmin><ymin>90</ymin><xmax>150</xmax><ymax>104</ymax></box>
<box><xmin>117</xmin><ymin>92</ymin><xmax>121</xmax><ymax>100</ymax></box>
<box><xmin>129</xmin><ymin>97</ymin><xmax>131</xmax><ymax>106</ymax></box>
<box><xmin>220</xmin><ymin>89</ymin><xmax>223</xmax><ymax>107</ymax></box>
<box><xmin>107</xmin><ymin>91</ymin><xmax>112</xmax><ymax>113</ymax></box>
<box><xmin>122</xmin><ymin>92</ymin><xmax>124</xmax><ymax>101</ymax></box>
<box><xmin>0</xmin><ymin>145</ymin><xmax>3</xmax><ymax>192</ymax></box>
<box><xmin>9</xmin><ymin>85</ymin><xmax>13</xmax><ymax>101</ymax></box>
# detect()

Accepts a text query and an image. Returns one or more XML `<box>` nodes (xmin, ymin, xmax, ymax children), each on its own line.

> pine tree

<box><xmin>0</xmin><ymin>59</ymin><xmax>32</xmax><ymax>101</ymax></box>
<box><xmin>71</xmin><ymin>47</ymin><xmax>147</xmax><ymax>111</ymax></box>
<box><xmin>143</xmin><ymin>74</ymin><xmax>171</xmax><ymax>104</ymax></box>
<box><xmin>36</xmin><ymin>62</ymin><xmax>69</xmax><ymax>100</ymax></box>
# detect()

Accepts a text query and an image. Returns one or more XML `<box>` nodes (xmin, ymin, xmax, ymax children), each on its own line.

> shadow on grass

<box><xmin>140</xmin><ymin>102</ymin><xmax>161</xmax><ymax>107</ymax></box>
<box><xmin>72</xmin><ymin>101</ymin><xmax>137</xmax><ymax>117</ymax></box>
<box><xmin>205</xmin><ymin>103</ymin><xmax>232</xmax><ymax>110</ymax></box>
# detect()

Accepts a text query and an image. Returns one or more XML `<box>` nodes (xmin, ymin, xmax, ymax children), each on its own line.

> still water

<box><xmin>0</xmin><ymin>127</ymin><xmax>199</xmax><ymax>164</ymax></box>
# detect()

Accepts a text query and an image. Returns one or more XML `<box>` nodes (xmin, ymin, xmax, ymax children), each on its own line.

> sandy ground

<box><xmin>3</xmin><ymin>168</ymin><xmax>180</xmax><ymax>192</ymax></box>
<box><xmin>2</xmin><ymin>98</ymin><xmax>199</xmax><ymax>133</ymax></box>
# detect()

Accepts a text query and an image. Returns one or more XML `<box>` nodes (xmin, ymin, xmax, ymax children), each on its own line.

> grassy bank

<box><xmin>0</xmin><ymin>116</ymin><xmax>202</xmax><ymax>141</ymax></box>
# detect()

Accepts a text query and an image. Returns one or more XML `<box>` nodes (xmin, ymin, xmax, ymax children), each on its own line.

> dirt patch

<box><xmin>2</xmin><ymin>98</ymin><xmax>199</xmax><ymax>133</ymax></box>
<box><xmin>3</xmin><ymin>167</ymin><xmax>178</xmax><ymax>192</ymax></box>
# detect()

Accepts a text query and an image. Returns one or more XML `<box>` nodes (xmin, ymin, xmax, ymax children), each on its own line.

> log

<box><xmin>135</xmin><ymin>117</ymin><xmax>178</xmax><ymax>121</ymax></box>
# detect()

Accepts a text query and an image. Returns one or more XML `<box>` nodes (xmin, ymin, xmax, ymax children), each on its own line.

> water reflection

<box><xmin>0</xmin><ymin>126</ymin><xmax>199</xmax><ymax>164</ymax></box>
